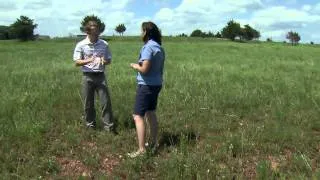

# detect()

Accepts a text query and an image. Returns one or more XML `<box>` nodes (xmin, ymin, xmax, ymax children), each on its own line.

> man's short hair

<box><xmin>80</xmin><ymin>15</ymin><xmax>105</xmax><ymax>34</ymax></box>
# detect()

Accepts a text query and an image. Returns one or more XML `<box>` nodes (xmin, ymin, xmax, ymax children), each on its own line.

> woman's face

<box><xmin>141</xmin><ymin>28</ymin><xmax>146</xmax><ymax>39</ymax></box>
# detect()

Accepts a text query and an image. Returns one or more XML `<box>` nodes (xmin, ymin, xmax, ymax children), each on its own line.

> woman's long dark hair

<box><xmin>142</xmin><ymin>22</ymin><xmax>162</xmax><ymax>45</ymax></box>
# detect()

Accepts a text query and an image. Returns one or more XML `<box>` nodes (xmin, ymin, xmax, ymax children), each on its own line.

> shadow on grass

<box><xmin>93</xmin><ymin>116</ymin><xmax>120</xmax><ymax>135</ymax></box>
<box><xmin>158</xmin><ymin>130</ymin><xmax>200</xmax><ymax>150</ymax></box>
<box><xmin>122</xmin><ymin>114</ymin><xmax>135</xmax><ymax>130</ymax></box>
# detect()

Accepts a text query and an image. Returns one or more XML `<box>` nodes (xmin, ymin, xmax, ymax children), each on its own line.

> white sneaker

<box><xmin>127</xmin><ymin>150</ymin><xmax>146</xmax><ymax>158</ymax></box>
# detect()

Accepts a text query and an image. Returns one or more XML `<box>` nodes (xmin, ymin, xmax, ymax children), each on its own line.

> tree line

<box><xmin>182</xmin><ymin>20</ymin><xmax>303</xmax><ymax>45</ymax></box>
<box><xmin>0</xmin><ymin>16</ymin><xmax>37</xmax><ymax>41</ymax></box>
<box><xmin>187</xmin><ymin>20</ymin><xmax>261</xmax><ymax>41</ymax></box>
<box><xmin>0</xmin><ymin>16</ymin><xmax>304</xmax><ymax>45</ymax></box>
<box><xmin>0</xmin><ymin>15</ymin><xmax>128</xmax><ymax>41</ymax></box>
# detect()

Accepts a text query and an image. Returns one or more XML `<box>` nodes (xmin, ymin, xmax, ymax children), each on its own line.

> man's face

<box><xmin>87</xmin><ymin>21</ymin><xmax>99</xmax><ymax>35</ymax></box>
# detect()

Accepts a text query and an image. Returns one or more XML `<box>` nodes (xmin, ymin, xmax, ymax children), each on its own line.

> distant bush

<box><xmin>0</xmin><ymin>25</ymin><xmax>9</xmax><ymax>40</ymax></box>
<box><xmin>190</xmin><ymin>29</ymin><xmax>204</xmax><ymax>37</ymax></box>
<box><xmin>266</xmin><ymin>38</ymin><xmax>272</xmax><ymax>42</ymax></box>
<box><xmin>215</xmin><ymin>32</ymin><xmax>222</xmax><ymax>38</ymax></box>
<box><xmin>221</xmin><ymin>20</ymin><xmax>260</xmax><ymax>41</ymax></box>
<box><xmin>177</xmin><ymin>33</ymin><xmax>188</xmax><ymax>37</ymax></box>
<box><xmin>190</xmin><ymin>29</ymin><xmax>216</xmax><ymax>38</ymax></box>
<box><xmin>286</xmin><ymin>31</ymin><xmax>301</xmax><ymax>46</ymax></box>
<box><xmin>115</xmin><ymin>23</ymin><xmax>126</xmax><ymax>36</ymax></box>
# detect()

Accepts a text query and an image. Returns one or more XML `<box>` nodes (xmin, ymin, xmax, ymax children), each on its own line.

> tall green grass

<box><xmin>0</xmin><ymin>39</ymin><xmax>319</xmax><ymax>179</ymax></box>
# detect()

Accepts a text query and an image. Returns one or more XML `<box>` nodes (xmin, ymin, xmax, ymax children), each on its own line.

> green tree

<box><xmin>286</xmin><ymin>31</ymin><xmax>301</xmax><ymax>46</ymax></box>
<box><xmin>241</xmin><ymin>24</ymin><xmax>260</xmax><ymax>41</ymax></box>
<box><xmin>221</xmin><ymin>20</ymin><xmax>241</xmax><ymax>41</ymax></box>
<box><xmin>266</xmin><ymin>37</ymin><xmax>272</xmax><ymax>42</ymax></box>
<box><xmin>215</xmin><ymin>32</ymin><xmax>222</xmax><ymax>38</ymax></box>
<box><xmin>207</xmin><ymin>31</ymin><xmax>214</xmax><ymax>37</ymax></box>
<box><xmin>177</xmin><ymin>33</ymin><xmax>188</xmax><ymax>37</ymax></box>
<box><xmin>190</xmin><ymin>29</ymin><xmax>204</xmax><ymax>37</ymax></box>
<box><xmin>0</xmin><ymin>25</ymin><xmax>9</xmax><ymax>40</ymax></box>
<box><xmin>115</xmin><ymin>24</ymin><xmax>126</xmax><ymax>36</ymax></box>
<box><xmin>252</xmin><ymin>28</ymin><xmax>260</xmax><ymax>40</ymax></box>
<box><xmin>10</xmin><ymin>16</ymin><xmax>37</xmax><ymax>41</ymax></box>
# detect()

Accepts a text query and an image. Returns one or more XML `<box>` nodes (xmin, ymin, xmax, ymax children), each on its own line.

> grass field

<box><xmin>0</xmin><ymin>38</ymin><xmax>319</xmax><ymax>179</ymax></box>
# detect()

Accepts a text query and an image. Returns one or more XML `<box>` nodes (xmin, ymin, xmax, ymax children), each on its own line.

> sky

<box><xmin>0</xmin><ymin>0</ymin><xmax>320</xmax><ymax>42</ymax></box>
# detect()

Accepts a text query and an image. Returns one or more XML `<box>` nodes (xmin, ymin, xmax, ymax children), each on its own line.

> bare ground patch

<box><xmin>56</xmin><ymin>157</ymin><xmax>92</xmax><ymax>178</ymax></box>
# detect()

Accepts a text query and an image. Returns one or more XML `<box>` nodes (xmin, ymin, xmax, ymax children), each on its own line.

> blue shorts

<box><xmin>134</xmin><ymin>85</ymin><xmax>162</xmax><ymax>116</ymax></box>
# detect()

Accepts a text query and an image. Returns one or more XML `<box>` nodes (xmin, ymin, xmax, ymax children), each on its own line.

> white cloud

<box><xmin>0</xmin><ymin>0</ymin><xmax>319</xmax><ymax>42</ymax></box>
<box><xmin>0</xmin><ymin>0</ymin><xmax>138</xmax><ymax>36</ymax></box>
<box><xmin>262</xmin><ymin>30</ymin><xmax>287</xmax><ymax>40</ymax></box>
<box><xmin>247</xmin><ymin>6</ymin><xmax>320</xmax><ymax>40</ymax></box>
<box><xmin>152</xmin><ymin>0</ymin><xmax>320</xmax><ymax>42</ymax></box>
<box><xmin>314</xmin><ymin>3</ymin><xmax>320</xmax><ymax>14</ymax></box>
<box><xmin>0</xmin><ymin>1</ymin><xmax>17</xmax><ymax>11</ymax></box>
<box><xmin>154</xmin><ymin>0</ymin><xmax>264</xmax><ymax>35</ymax></box>
<box><xmin>302</xmin><ymin>5</ymin><xmax>311</xmax><ymax>12</ymax></box>
<box><xmin>24</xmin><ymin>0</ymin><xmax>52</xmax><ymax>10</ymax></box>
<box><xmin>155</xmin><ymin>8</ymin><xmax>174</xmax><ymax>21</ymax></box>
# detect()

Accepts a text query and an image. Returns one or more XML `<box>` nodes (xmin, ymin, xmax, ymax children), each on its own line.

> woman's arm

<box><xmin>130</xmin><ymin>60</ymin><xmax>151</xmax><ymax>74</ymax></box>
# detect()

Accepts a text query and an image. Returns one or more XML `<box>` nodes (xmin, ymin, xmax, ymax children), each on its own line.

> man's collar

<box><xmin>84</xmin><ymin>36</ymin><xmax>99</xmax><ymax>45</ymax></box>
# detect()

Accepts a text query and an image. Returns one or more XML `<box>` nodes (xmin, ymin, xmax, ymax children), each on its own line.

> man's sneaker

<box><xmin>104</xmin><ymin>126</ymin><xmax>118</xmax><ymax>135</ymax></box>
<box><xmin>86</xmin><ymin>122</ymin><xmax>96</xmax><ymax>129</ymax></box>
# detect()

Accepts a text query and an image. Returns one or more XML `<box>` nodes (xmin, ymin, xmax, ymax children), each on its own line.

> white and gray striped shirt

<box><xmin>73</xmin><ymin>37</ymin><xmax>112</xmax><ymax>72</ymax></box>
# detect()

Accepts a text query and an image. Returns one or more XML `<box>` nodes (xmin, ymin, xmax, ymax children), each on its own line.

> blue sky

<box><xmin>0</xmin><ymin>0</ymin><xmax>319</xmax><ymax>42</ymax></box>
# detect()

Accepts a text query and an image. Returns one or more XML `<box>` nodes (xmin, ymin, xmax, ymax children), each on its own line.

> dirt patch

<box><xmin>311</xmin><ymin>159</ymin><xmax>318</xmax><ymax>172</ymax></box>
<box><xmin>55</xmin><ymin>154</ymin><xmax>122</xmax><ymax>178</ymax></box>
<box><xmin>81</xmin><ymin>141</ymin><xmax>98</xmax><ymax>151</ymax></box>
<box><xmin>268</xmin><ymin>156</ymin><xmax>280</xmax><ymax>171</ymax></box>
<box><xmin>283</xmin><ymin>149</ymin><xmax>293</xmax><ymax>162</ymax></box>
<box><xmin>99</xmin><ymin>155</ymin><xmax>122</xmax><ymax>175</ymax></box>
<box><xmin>243</xmin><ymin>157</ymin><xmax>258</xmax><ymax>179</ymax></box>
<box><xmin>312</xmin><ymin>130</ymin><xmax>320</xmax><ymax>135</ymax></box>
<box><xmin>56</xmin><ymin>157</ymin><xmax>92</xmax><ymax>178</ymax></box>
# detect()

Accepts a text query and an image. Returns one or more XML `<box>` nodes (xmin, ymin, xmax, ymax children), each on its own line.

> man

<box><xmin>73</xmin><ymin>15</ymin><xmax>114</xmax><ymax>131</ymax></box>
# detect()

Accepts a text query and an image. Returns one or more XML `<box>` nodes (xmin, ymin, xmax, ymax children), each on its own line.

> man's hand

<box><xmin>75</xmin><ymin>56</ymin><xmax>94</xmax><ymax>66</ymax></box>
<box><xmin>100</xmin><ymin>56</ymin><xmax>110</xmax><ymax>65</ymax></box>
<box><xmin>87</xmin><ymin>56</ymin><xmax>95</xmax><ymax>63</ymax></box>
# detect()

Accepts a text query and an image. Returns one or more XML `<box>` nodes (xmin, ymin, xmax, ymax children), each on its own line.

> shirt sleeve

<box><xmin>103</xmin><ymin>41</ymin><xmax>112</xmax><ymax>61</ymax></box>
<box><xmin>139</xmin><ymin>46</ymin><xmax>153</xmax><ymax>62</ymax></box>
<box><xmin>73</xmin><ymin>44</ymin><xmax>83</xmax><ymax>61</ymax></box>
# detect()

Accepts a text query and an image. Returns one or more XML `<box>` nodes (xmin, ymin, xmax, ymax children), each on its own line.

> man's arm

<box><xmin>101</xmin><ymin>56</ymin><xmax>111</xmax><ymax>65</ymax></box>
<box><xmin>73</xmin><ymin>43</ymin><xmax>94</xmax><ymax>66</ymax></box>
<box><xmin>74</xmin><ymin>57</ymin><xmax>94</xmax><ymax>66</ymax></box>
<box><xmin>103</xmin><ymin>41</ymin><xmax>112</xmax><ymax>65</ymax></box>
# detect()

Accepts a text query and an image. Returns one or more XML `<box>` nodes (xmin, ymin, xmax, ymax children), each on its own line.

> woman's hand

<box><xmin>130</xmin><ymin>61</ymin><xmax>151</xmax><ymax>74</ymax></box>
<box><xmin>130</xmin><ymin>63</ymin><xmax>140</xmax><ymax>70</ymax></box>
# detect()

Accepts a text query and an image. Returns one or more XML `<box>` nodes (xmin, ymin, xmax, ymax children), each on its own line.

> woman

<box><xmin>129</xmin><ymin>22</ymin><xmax>165</xmax><ymax>157</ymax></box>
